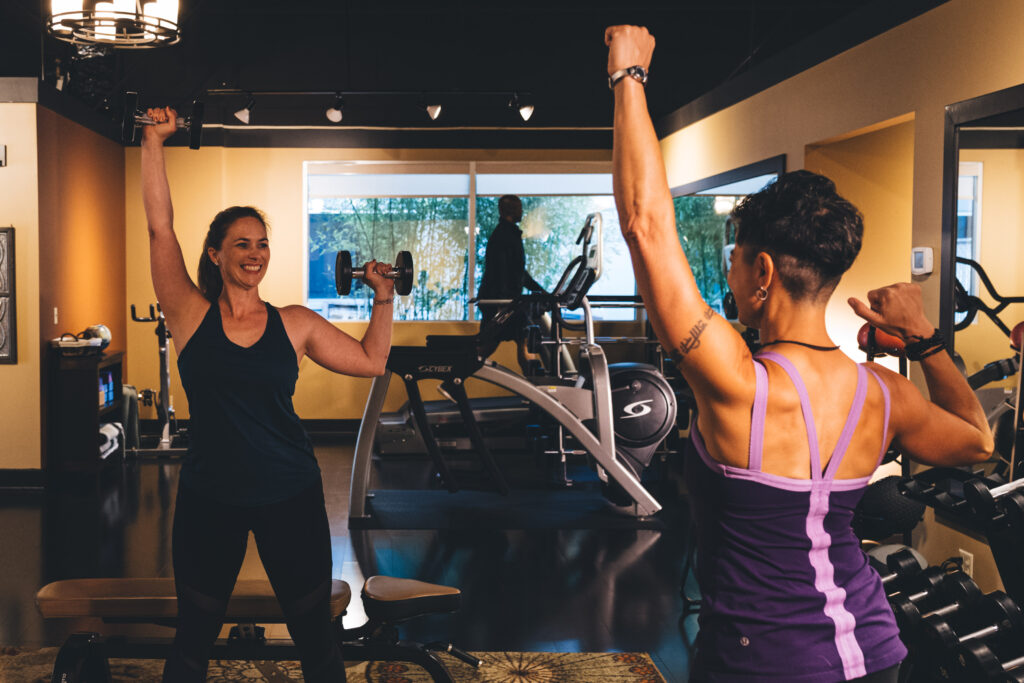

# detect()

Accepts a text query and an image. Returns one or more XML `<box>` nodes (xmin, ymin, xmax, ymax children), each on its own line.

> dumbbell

<box><xmin>335</xmin><ymin>251</ymin><xmax>413</xmax><ymax>296</ymax></box>
<box><xmin>964</xmin><ymin>479</ymin><xmax>1024</xmax><ymax>524</ymax></box>
<box><xmin>122</xmin><ymin>91</ymin><xmax>205</xmax><ymax>150</ymax></box>
<box><xmin>921</xmin><ymin>591</ymin><xmax>1022</xmax><ymax>660</ymax></box>
<box><xmin>958</xmin><ymin>640</ymin><xmax>1024</xmax><ymax>681</ymax></box>
<box><xmin>858</xmin><ymin>323</ymin><xmax>905</xmax><ymax>357</ymax></box>
<box><xmin>891</xmin><ymin>570</ymin><xmax>981</xmax><ymax>634</ymax></box>
<box><xmin>872</xmin><ymin>548</ymin><xmax>924</xmax><ymax>593</ymax></box>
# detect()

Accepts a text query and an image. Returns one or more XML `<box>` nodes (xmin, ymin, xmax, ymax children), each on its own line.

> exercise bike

<box><xmin>130</xmin><ymin>303</ymin><xmax>188</xmax><ymax>456</ymax></box>
<box><xmin>349</xmin><ymin>213</ymin><xmax>677</xmax><ymax>521</ymax></box>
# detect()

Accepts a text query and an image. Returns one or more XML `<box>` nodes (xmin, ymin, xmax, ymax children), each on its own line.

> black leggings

<box><xmin>162</xmin><ymin>480</ymin><xmax>346</xmax><ymax>682</ymax></box>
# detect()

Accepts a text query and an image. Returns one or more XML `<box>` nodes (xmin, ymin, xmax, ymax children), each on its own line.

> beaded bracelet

<box><xmin>904</xmin><ymin>328</ymin><xmax>945</xmax><ymax>361</ymax></box>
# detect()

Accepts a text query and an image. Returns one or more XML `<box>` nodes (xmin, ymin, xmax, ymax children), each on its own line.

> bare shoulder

<box><xmin>277</xmin><ymin>304</ymin><xmax>323</xmax><ymax>332</ymax></box>
<box><xmin>861</xmin><ymin>361</ymin><xmax>911</xmax><ymax>391</ymax></box>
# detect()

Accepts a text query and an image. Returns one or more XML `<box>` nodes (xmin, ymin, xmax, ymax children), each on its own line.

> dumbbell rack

<box><xmin>900</xmin><ymin>468</ymin><xmax>1024</xmax><ymax>607</ymax></box>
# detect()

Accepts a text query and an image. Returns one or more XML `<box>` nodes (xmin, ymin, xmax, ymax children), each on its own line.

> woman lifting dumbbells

<box><xmin>605</xmin><ymin>25</ymin><xmax>994</xmax><ymax>683</ymax></box>
<box><xmin>141</xmin><ymin>107</ymin><xmax>395</xmax><ymax>682</ymax></box>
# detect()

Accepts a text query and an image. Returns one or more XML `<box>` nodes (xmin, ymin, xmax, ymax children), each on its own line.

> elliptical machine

<box><xmin>130</xmin><ymin>303</ymin><xmax>187</xmax><ymax>456</ymax></box>
<box><xmin>349</xmin><ymin>213</ymin><xmax>678</xmax><ymax>520</ymax></box>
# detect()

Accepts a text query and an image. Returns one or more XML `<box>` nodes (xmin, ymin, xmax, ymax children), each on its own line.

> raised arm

<box><xmin>290</xmin><ymin>260</ymin><xmax>394</xmax><ymax>377</ymax></box>
<box><xmin>606</xmin><ymin>25</ymin><xmax>752</xmax><ymax>402</ymax></box>
<box><xmin>850</xmin><ymin>284</ymin><xmax>994</xmax><ymax>465</ymax></box>
<box><xmin>140</xmin><ymin>108</ymin><xmax>209</xmax><ymax>345</ymax></box>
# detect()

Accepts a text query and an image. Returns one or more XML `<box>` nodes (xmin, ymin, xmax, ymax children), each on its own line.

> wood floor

<box><xmin>0</xmin><ymin>440</ymin><xmax>697</xmax><ymax>681</ymax></box>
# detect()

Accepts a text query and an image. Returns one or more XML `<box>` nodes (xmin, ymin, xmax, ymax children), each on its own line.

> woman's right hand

<box><xmin>141</xmin><ymin>107</ymin><xmax>178</xmax><ymax>144</ymax></box>
<box><xmin>848</xmin><ymin>283</ymin><xmax>935</xmax><ymax>341</ymax></box>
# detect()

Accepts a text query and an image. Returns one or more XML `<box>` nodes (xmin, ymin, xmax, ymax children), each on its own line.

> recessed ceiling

<box><xmin>1</xmin><ymin>1</ymin><xmax>946</xmax><ymax>140</ymax></box>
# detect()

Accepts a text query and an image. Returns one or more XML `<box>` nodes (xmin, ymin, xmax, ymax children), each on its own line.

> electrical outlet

<box><xmin>959</xmin><ymin>548</ymin><xmax>974</xmax><ymax>577</ymax></box>
<box><xmin>53</xmin><ymin>307</ymin><xmax>58</xmax><ymax>325</ymax></box>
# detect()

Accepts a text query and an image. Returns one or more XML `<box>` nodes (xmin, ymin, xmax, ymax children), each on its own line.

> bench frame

<box><xmin>47</xmin><ymin>598</ymin><xmax>476</xmax><ymax>682</ymax></box>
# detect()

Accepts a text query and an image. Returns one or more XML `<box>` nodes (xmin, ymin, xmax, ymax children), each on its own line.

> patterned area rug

<box><xmin>0</xmin><ymin>647</ymin><xmax>665</xmax><ymax>682</ymax></box>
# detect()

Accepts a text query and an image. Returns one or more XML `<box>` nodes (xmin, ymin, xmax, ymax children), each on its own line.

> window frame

<box><xmin>303</xmin><ymin>160</ymin><xmax>619</xmax><ymax>322</ymax></box>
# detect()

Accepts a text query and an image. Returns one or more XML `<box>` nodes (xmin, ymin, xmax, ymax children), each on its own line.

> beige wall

<box><xmin>124</xmin><ymin>147</ymin><xmax>612</xmax><ymax>420</ymax></box>
<box><xmin>36</xmin><ymin>108</ymin><xmax>127</xmax><ymax>355</ymax></box>
<box><xmin>0</xmin><ymin>104</ymin><xmax>41</xmax><ymax>470</ymax></box>
<box><xmin>954</xmin><ymin>148</ymin><xmax>1024</xmax><ymax>377</ymax></box>
<box><xmin>660</xmin><ymin>0</ymin><xmax>1024</xmax><ymax>333</ymax></box>
<box><xmin>805</xmin><ymin>119</ymin><xmax>915</xmax><ymax>366</ymax></box>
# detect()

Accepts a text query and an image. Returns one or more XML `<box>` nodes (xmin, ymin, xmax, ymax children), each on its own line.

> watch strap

<box><xmin>608</xmin><ymin>65</ymin><xmax>648</xmax><ymax>90</ymax></box>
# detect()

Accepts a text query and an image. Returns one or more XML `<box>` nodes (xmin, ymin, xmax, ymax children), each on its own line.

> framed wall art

<box><xmin>0</xmin><ymin>227</ymin><xmax>16</xmax><ymax>364</ymax></box>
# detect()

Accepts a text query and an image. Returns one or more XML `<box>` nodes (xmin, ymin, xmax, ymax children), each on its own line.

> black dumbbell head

<box><xmin>1003</xmin><ymin>491</ymin><xmax>1024</xmax><ymax>527</ymax></box>
<box><xmin>336</xmin><ymin>251</ymin><xmax>353</xmax><ymax>295</ymax></box>
<box><xmin>123</xmin><ymin>91</ymin><xmax>140</xmax><ymax>144</ymax></box>
<box><xmin>189</xmin><ymin>100</ymin><xmax>204</xmax><ymax>150</ymax></box>
<box><xmin>395</xmin><ymin>250</ymin><xmax>413</xmax><ymax>296</ymax></box>
<box><xmin>964</xmin><ymin>479</ymin><xmax>998</xmax><ymax>516</ymax></box>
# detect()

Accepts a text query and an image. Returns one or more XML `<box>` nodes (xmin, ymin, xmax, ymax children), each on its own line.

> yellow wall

<box><xmin>805</xmin><ymin>119</ymin><xmax>914</xmax><ymax>366</ymax></box>
<box><xmin>124</xmin><ymin>148</ymin><xmax>612</xmax><ymax>420</ymax></box>
<box><xmin>955</xmin><ymin>149</ymin><xmax>1024</xmax><ymax>376</ymax></box>
<box><xmin>36</xmin><ymin>108</ymin><xmax>127</xmax><ymax>355</ymax></box>
<box><xmin>0</xmin><ymin>104</ymin><xmax>41</xmax><ymax>470</ymax></box>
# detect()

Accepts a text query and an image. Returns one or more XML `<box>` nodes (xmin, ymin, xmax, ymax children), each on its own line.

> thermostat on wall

<box><xmin>911</xmin><ymin>247</ymin><xmax>933</xmax><ymax>275</ymax></box>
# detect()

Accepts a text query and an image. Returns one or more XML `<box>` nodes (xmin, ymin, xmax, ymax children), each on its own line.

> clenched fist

<box><xmin>604</xmin><ymin>25</ymin><xmax>654</xmax><ymax>77</ymax></box>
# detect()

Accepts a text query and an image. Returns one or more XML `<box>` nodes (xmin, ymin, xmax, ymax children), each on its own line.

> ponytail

<box><xmin>198</xmin><ymin>206</ymin><xmax>269</xmax><ymax>302</ymax></box>
<box><xmin>197</xmin><ymin>251</ymin><xmax>223</xmax><ymax>302</ymax></box>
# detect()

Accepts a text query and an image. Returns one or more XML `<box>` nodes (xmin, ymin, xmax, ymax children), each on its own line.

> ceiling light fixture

<box><xmin>425</xmin><ymin>103</ymin><xmax>442</xmax><ymax>121</ymax></box>
<box><xmin>325</xmin><ymin>94</ymin><xmax>345</xmax><ymax>123</ymax></box>
<box><xmin>509</xmin><ymin>92</ymin><xmax>534</xmax><ymax>122</ymax></box>
<box><xmin>234</xmin><ymin>94</ymin><xmax>255</xmax><ymax>124</ymax></box>
<box><xmin>47</xmin><ymin>0</ymin><xmax>180</xmax><ymax>49</ymax></box>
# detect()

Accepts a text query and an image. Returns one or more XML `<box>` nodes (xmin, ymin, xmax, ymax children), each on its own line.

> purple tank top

<box><xmin>684</xmin><ymin>352</ymin><xmax>906</xmax><ymax>682</ymax></box>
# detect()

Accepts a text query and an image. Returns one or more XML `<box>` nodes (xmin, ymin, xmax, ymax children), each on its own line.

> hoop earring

<box><xmin>755</xmin><ymin>286</ymin><xmax>768</xmax><ymax>302</ymax></box>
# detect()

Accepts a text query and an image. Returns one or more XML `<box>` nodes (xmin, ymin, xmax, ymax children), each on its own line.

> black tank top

<box><xmin>177</xmin><ymin>301</ymin><xmax>319</xmax><ymax>505</ymax></box>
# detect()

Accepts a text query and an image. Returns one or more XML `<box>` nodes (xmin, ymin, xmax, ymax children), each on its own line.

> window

<box><xmin>672</xmin><ymin>170</ymin><xmax>779</xmax><ymax>315</ymax></box>
<box><xmin>955</xmin><ymin>161</ymin><xmax>982</xmax><ymax>318</ymax></box>
<box><xmin>306</xmin><ymin>164</ymin><xmax>470</xmax><ymax>321</ymax></box>
<box><xmin>306</xmin><ymin>162</ymin><xmax>632</xmax><ymax>321</ymax></box>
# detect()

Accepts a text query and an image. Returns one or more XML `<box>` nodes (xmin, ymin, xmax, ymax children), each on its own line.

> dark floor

<box><xmin>0</xmin><ymin>441</ymin><xmax>698</xmax><ymax>681</ymax></box>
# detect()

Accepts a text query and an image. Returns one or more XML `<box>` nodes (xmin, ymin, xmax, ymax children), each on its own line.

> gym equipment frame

<box><xmin>349</xmin><ymin>214</ymin><xmax>664</xmax><ymax>520</ymax></box>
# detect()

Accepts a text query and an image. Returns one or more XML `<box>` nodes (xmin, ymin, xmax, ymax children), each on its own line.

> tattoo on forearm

<box><xmin>669</xmin><ymin>306</ymin><xmax>715</xmax><ymax>363</ymax></box>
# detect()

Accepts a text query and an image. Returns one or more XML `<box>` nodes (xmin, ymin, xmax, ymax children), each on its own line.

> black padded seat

<box><xmin>361</xmin><ymin>576</ymin><xmax>461</xmax><ymax>623</ymax></box>
<box><xmin>35</xmin><ymin>578</ymin><xmax>351</xmax><ymax>622</ymax></box>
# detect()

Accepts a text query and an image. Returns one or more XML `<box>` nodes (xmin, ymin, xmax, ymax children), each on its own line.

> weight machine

<box><xmin>349</xmin><ymin>214</ymin><xmax>677</xmax><ymax>522</ymax></box>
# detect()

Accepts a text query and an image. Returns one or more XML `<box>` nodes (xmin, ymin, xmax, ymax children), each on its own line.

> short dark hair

<box><xmin>498</xmin><ymin>194</ymin><xmax>521</xmax><ymax>217</ymax></box>
<box><xmin>197</xmin><ymin>206</ymin><xmax>269</xmax><ymax>302</ymax></box>
<box><xmin>730</xmin><ymin>170</ymin><xmax>863</xmax><ymax>301</ymax></box>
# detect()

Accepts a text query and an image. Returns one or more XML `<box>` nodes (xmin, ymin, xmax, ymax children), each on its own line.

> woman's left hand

<box><xmin>361</xmin><ymin>260</ymin><xmax>396</xmax><ymax>299</ymax></box>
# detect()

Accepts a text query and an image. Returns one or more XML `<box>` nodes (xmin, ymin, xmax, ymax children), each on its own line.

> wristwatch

<box><xmin>608</xmin><ymin>65</ymin><xmax>648</xmax><ymax>90</ymax></box>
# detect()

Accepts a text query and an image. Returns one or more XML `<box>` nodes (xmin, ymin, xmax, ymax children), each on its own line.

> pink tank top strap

<box><xmin>748</xmin><ymin>359</ymin><xmax>769</xmax><ymax>472</ymax></box>
<box><xmin>863</xmin><ymin>366</ymin><xmax>893</xmax><ymax>467</ymax></box>
<box><xmin>822</xmin><ymin>364</ymin><xmax>868</xmax><ymax>480</ymax></box>
<box><xmin>755</xmin><ymin>351</ymin><xmax>823</xmax><ymax>480</ymax></box>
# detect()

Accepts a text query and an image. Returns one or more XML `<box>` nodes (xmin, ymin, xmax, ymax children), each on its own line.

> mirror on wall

<box><xmin>670</xmin><ymin>155</ymin><xmax>785</xmax><ymax>319</ymax></box>
<box><xmin>942</xmin><ymin>84</ymin><xmax>1024</xmax><ymax>481</ymax></box>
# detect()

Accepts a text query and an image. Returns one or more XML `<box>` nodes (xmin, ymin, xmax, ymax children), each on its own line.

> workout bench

<box><xmin>36</xmin><ymin>575</ymin><xmax>480</xmax><ymax>682</ymax></box>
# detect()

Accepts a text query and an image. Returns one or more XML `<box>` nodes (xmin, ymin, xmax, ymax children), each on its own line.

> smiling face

<box><xmin>209</xmin><ymin>216</ymin><xmax>270</xmax><ymax>290</ymax></box>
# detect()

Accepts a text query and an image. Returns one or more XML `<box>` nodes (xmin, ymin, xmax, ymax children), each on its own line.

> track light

<box><xmin>325</xmin><ymin>94</ymin><xmax>344</xmax><ymax>123</ymax></box>
<box><xmin>233</xmin><ymin>94</ymin><xmax>255</xmax><ymax>124</ymax></box>
<box><xmin>509</xmin><ymin>92</ymin><xmax>534</xmax><ymax>122</ymax></box>
<box><xmin>425</xmin><ymin>103</ymin><xmax>442</xmax><ymax>121</ymax></box>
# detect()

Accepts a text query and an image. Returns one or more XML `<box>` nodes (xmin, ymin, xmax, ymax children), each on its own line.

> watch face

<box><xmin>630</xmin><ymin>66</ymin><xmax>648</xmax><ymax>83</ymax></box>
